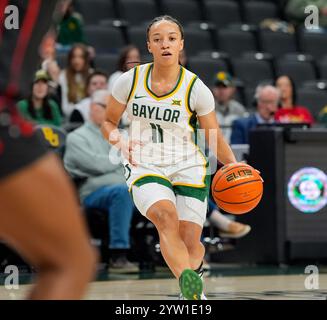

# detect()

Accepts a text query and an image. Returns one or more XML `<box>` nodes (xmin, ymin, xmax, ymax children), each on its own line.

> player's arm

<box><xmin>198</xmin><ymin>111</ymin><xmax>237</xmax><ymax>165</ymax></box>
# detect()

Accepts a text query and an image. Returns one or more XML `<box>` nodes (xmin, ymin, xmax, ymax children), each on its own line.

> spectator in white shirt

<box><xmin>58</xmin><ymin>43</ymin><xmax>92</xmax><ymax>118</ymax></box>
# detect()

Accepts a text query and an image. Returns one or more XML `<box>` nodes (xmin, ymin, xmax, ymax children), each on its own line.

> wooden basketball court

<box><xmin>0</xmin><ymin>264</ymin><xmax>326</xmax><ymax>300</ymax></box>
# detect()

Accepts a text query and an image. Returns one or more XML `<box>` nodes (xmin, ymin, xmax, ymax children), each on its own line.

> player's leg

<box><xmin>179</xmin><ymin>221</ymin><xmax>205</xmax><ymax>270</ymax></box>
<box><xmin>176</xmin><ymin>195</ymin><xmax>208</xmax><ymax>299</ymax></box>
<box><xmin>176</xmin><ymin>195</ymin><xmax>208</xmax><ymax>270</ymax></box>
<box><xmin>132</xmin><ymin>183</ymin><xmax>203</xmax><ymax>299</ymax></box>
<box><xmin>132</xmin><ymin>183</ymin><xmax>190</xmax><ymax>277</ymax></box>
<box><xmin>0</xmin><ymin>153</ymin><xmax>97</xmax><ymax>299</ymax></box>
<box><xmin>147</xmin><ymin>200</ymin><xmax>193</xmax><ymax>278</ymax></box>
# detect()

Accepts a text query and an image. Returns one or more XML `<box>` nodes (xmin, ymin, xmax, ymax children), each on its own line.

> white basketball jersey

<box><xmin>125</xmin><ymin>63</ymin><xmax>206</xmax><ymax>166</ymax></box>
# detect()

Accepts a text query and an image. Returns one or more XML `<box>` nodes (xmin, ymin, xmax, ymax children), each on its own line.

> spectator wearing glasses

<box><xmin>231</xmin><ymin>84</ymin><xmax>280</xmax><ymax>144</ymax></box>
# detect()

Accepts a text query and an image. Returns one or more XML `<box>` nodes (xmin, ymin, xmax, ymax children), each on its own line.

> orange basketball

<box><xmin>211</xmin><ymin>162</ymin><xmax>263</xmax><ymax>215</ymax></box>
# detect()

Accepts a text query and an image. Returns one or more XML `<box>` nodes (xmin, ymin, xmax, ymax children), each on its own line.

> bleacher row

<box><xmin>74</xmin><ymin>0</ymin><xmax>287</xmax><ymax>27</ymax></box>
<box><xmin>56</xmin><ymin>0</ymin><xmax>327</xmax><ymax>120</ymax></box>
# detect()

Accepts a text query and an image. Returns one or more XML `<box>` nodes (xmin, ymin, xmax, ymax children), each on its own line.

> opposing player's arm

<box><xmin>193</xmin><ymin>79</ymin><xmax>236</xmax><ymax>165</ymax></box>
<box><xmin>198</xmin><ymin>111</ymin><xmax>236</xmax><ymax>165</ymax></box>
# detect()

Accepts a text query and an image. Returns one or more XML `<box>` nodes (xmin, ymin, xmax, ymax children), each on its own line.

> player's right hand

<box><xmin>120</xmin><ymin>139</ymin><xmax>143</xmax><ymax>167</ymax></box>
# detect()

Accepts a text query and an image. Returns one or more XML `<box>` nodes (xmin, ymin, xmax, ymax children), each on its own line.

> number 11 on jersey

<box><xmin>150</xmin><ymin>123</ymin><xmax>163</xmax><ymax>143</ymax></box>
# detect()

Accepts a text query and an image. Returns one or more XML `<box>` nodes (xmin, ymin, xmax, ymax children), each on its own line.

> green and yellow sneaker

<box><xmin>179</xmin><ymin>269</ymin><xmax>203</xmax><ymax>300</ymax></box>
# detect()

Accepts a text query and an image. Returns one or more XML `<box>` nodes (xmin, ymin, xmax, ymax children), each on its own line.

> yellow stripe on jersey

<box><xmin>184</xmin><ymin>74</ymin><xmax>198</xmax><ymax>116</ymax></box>
<box><xmin>144</xmin><ymin>63</ymin><xmax>185</xmax><ymax>101</ymax></box>
<box><xmin>127</xmin><ymin>65</ymin><xmax>140</xmax><ymax>103</ymax></box>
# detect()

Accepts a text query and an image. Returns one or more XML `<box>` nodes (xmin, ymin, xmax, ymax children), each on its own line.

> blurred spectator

<box><xmin>56</xmin><ymin>0</ymin><xmax>86</xmax><ymax>50</ymax></box>
<box><xmin>58</xmin><ymin>44</ymin><xmax>92</xmax><ymax>118</ymax></box>
<box><xmin>17</xmin><ymin>70</ymin><xmax>62</xmax><ymax>127</ymax></box>
<box><xmin>107</xmin><ymin>45</ymin><xmax>141</xmax><ymax>129</ymax></box>
<box><xmin>64</xmin><ymin>89</ymin><xmax>136</xmax><ymax>271</ymax></box>
<box><xmin>274</xmin><ymin>75</ymin><xmax>314</xmax><ymax>125</ymax></box>
<box><xmin>231</xmin><ymin>84</ymin><xmax>280</xmax><ymax>144</ymax></box>
<box><xmin>207</xmin><ymin>198</ymin><xmax>251</xmax><ymax>239</ymax></box>
<box><xmin>39</xmin><ymin>29</ymin><xmax>62</xmax><ymax>106</ymax></box>
<box><xmin>286</xmin><ymin>0</ymin><xmax>327</xmax><ymax>28</ymax></box>
<box><xmin>70</xmin><ymin>70</ymin><xmax>108</xmax><ymax>123</ymax></box>
<box><xmin>212</xmin><ymin>71</ymin><xmax>247</xmax><ymax>143</ymax></box>
<box><xmin>318</xmin><ymin>105</ymin><xmax>327</xmax><ymax>127</ymax></box>
<box><xmin>107</xmin><ymin>45</ymin><xmax>141</xmax><ymax>94</ymax></box>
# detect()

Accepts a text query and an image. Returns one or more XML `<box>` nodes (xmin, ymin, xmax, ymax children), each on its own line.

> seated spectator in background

<box><xmin>39</xmin><ymin>29</ymin><xmax>62</xmax><ymax>107</ymax></box>
<box><xmin>58</xmin><ymin>43</ymin><xmax>93</xmax><ymax>118</ymax></box>
<box><xmin>231</xmin><ymin>84</ymin><xmax>280</xmax><ymax>144</ymax></box>
<box><xmin>70</xmin><ymin>70</ymin><xmax>108</xmax><ymax>123</ymax></box>
<box><xmin>56</xmin><ymin>0</ymin><xmax>86</xmax><ymax>50</ymax></box>
<box><xmin>107</xmin><ymin>45</ymin><xmax>141</xmax><ymax>94</ymax></box>
<box><xmin>17</xmin><ymin>70</ymin><xmax>62</xmax><ymax>127</ymax></box>
<box><xmin>64</xmin><ymin>90</ymin><xmax>136</xmax><ymax>271</ymax></box>
<box><xmin>212</xmin><ymin>71</ymin><xmax>247</xmax><ymax>143</ymax></box>
<box><xmin>274</xmin><ymin>75</ymin><xmax>314</xmax><ymax>125</ymax></box>
<box><xmin>207</xmin><ymin>199</ymin><xmax>251</xmax><ymax>239</ymax></box>
<box><xmin>108</xmin><ymin>45</ymin><xmax>141</xmax><ymax>129</ymax></box>
<box><xmin>286</xmin><ymin>0</ymin><xmax>327</xmax><ymax>28</ymax></box>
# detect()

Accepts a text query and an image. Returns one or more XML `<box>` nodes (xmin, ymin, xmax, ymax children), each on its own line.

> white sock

<box><xmin>209</xmin><ymin>209</ymin><xmax>232</xmax><ymax>232</ymax></box>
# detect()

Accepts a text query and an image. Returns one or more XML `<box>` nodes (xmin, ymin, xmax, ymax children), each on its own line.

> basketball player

<box><xmin>102</xmin><ymin>15</ymin><xmax>237</xmax><ymax>300</ymax></box>
<box><xmin>0</xmin><ymin>0</ymin><xmax>97</xmax><ymax>299</ymax></box>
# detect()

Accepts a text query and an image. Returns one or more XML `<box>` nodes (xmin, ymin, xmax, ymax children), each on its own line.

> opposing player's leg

<box><xmin>0</xmin><ymin>153</ymin><xmax>97</xmax><ymax>299</ymax></box>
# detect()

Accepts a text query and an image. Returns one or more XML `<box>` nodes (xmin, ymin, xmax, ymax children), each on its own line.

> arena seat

<box><xmin>318</xmin><ymin>56</ymin><xmax>327</xmax><ymax>80</ymax></box>
<box><xmin>275</xmin><ymin>56</ymin><xmax>317</xmax><ymax>88</ymax></box>
<box><xmin>183</xmin><ymin>26</ymin><xmax>215</xmax><ymax>55</ymax></box>
<box><xmin>243</xmin><ymin>1</ymin><xmax>279</xmax><ymax>25</ymax></box>
<box><xmin>85</xmin><ymin>25</ymin><xmax>126</xmax><ymax>54</ymax></box>
<box><xmin>117</xmin><ymin>0</ymin><xmax>159</xmax><ymax>26</ymax></box>
<box><xmin>299</xmin><ymin>29</ymin><xmax>327</xmax><ymax>61</ymax></box>
<box><xmin>297</xmin><ymin>88</ymin><xmax>327</xmax><ymax>120</ymax></box>
<box><xmin>218</xmin><ymin>28</ymin><xmax>258</xmax><ymax>58</ymax></box>
<box><xmin>75</xmin><ymin>0</ymin><xmax>116</xmax><ymax>25</ymax></box>
<box><xmin>94</xmin><ymin>54</ymin><xmax>119</xmax><ymax>76</ymax></box>
<box><xmin>188</xmin><ymin>56</ymin><xmax>229</xmax><ymax>86</ymax></box>
<box><xmin>127</xmin><ymin>25</ymin><xmax>148</xmax><ymax>55</ymax></box>
<box><xmin>232</xmin><ymin>56</ymin><xmax>274</xmax><ymax>89</ymax></box>
<box><xmin>259</xmin><ymin>29</ymin><xmax>298</xmax><ymax>58</ymax></box>
<box><xmin>204</xmin><ymin>0</ymin><xmax>242</xmax><ymax>29</ymax></box>
<box><xmin>160</xmin><ymin>0</ymin><xmax>203</xmax><ymax>24</ymax></box>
